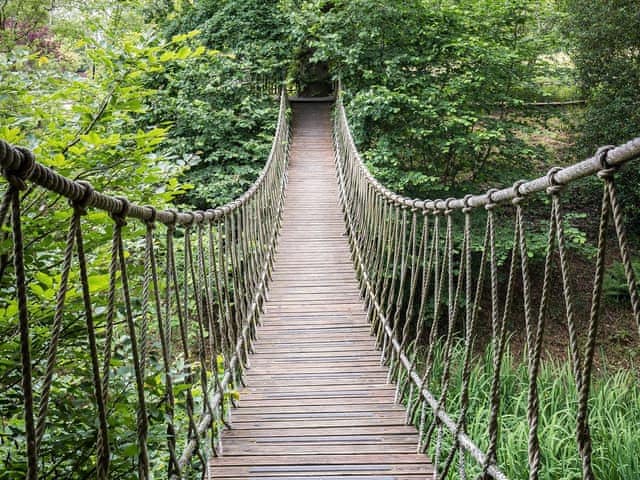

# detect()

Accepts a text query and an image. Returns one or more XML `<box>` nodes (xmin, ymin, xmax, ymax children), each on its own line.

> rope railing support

<box><xmin>0</xmin><ymin>88</ymin><xmax>290</xmax><ymax>478</ymax></box>
<box><xmin>334</xmin><ymin>86</ymin><xmax>640</xmax><ymax>479</ymax></box>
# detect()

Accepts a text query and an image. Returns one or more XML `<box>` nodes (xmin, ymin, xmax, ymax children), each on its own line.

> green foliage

<box><xmin>562</xmin><ymin>0</ymin><xmax>640</xmax><ymax>230</ymax></box>
<box><xmin>142</xmin><ymin>52</ymin><xmax>279</xmax><ymax>208</ymax></box>
<box><xmin>162</xmin><ymin>0</ymin><xmax>290</xmax><ymax>73</ymax></box>
<box><xmin>301</xmin><ymin>0</ymin><xmax>559</xmax><ymax>199</ymax></box>
<box><xmin>140</xmin><ymin>0</ymin><xmax>289</xmax><ymax>207</ymax></box>
<box><xmin>604</xmin><ymin>259</ymin><xmax>640</xmax><ymax>304</ymax></box>
<box><xmin>0</xmin><ymin>2</ymin><xmax>211</xmax><ymax>478</ymax></box>
<box><xmin>562</xmin><ymin>0</ymin><xmax>640</xmax><ymax>148</ymax></box>
<box><xmin>413</xmin><ymin>342</ymin><xmax>640</xmax><ymax>479</ymax></box>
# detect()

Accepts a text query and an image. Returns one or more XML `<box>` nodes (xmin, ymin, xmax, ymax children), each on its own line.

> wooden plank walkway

<box><xmin>209</xmin><ymin>101</ymin><xmax>433</xmax><ymax>479</ymax></box>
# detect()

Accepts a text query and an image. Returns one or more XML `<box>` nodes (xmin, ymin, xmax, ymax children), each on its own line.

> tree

<box><xmin>143</xmin><ymin>0</ymin><xmax>292</xmax><ymax>208</ymax></box>
<box><xmin>300</xmin><ymin>0</ymin><xmax>555</xmax><ymax>198</ymax></box>
<box><xmin>563</xmin><ymin>0</ymin><xmax>640</xmax><ymax>149</ymax></box>
<box><xmin>0</xmin><ymin>3</ymin><xmax>202</xmax><ymax>477</ymax></box>
<box><xmin>563</xmin><ymin>0</ymin><xmax>640</xmax><ymax>229</ymax></box>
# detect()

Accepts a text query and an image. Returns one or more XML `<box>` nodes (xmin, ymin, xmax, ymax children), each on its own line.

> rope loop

<box><xmin>546</xmin><ymin>167</ymin><xmax>565</xmax><ymax>195</ymax></box>
<box><xmin>144</xmin><ymin>205</ymin><xmax>157</xmax><ymax>228</ymax></box>
<box><xmin>194</xmin><ymin>210</ymin><xmax>205</xmax><ymax>225</ymax></box>
<box><xmin>511</xmin><ymin>180</ymin><xmax>527</xmax><ymax>206</ymax></box>
<box><xmin>596</xmin><ymin>145</ymin><xmax>617</xmax><ymax>180</ymax></box>
<box><xmin>73</xmin><ymin>180</ymin><xmax>94</xmax><ymax>216</ymax></box>
<box><xmin>462</xmin><ymin>194</ymin><xmax>474</xmax><ymax>214</ymax></box>
<box><xmin>485</xmin><ymin>189</ymin><xmax>499</xmax><ymax>211</ymax></box>
<box><xmin>411</xmin><ymin>199</ymin><xmax>420</xmax><ymax>213</ymax></box>
<box><xmin>204</xmin><ymin>209</ymin><xmax>215</xmax><ymax>224</ymax></box>
<box><xmin>183</xmin><ymin>211</ymin><xmax>196</xmax><ymax>228</ymax></box>
<box><xmin>444</xmin><ymin>198</ymin><xmax>456</xmax><ymax>216</ymax></box>
<box><xmin>432</xmin><ymin>199</ymin><xmax>444</xmax><ymax>215</ymax></box>
<box><xmin>166</xmin><ymin>208</ymin><xmax>178</xmax><ymax>232</ymax></box>
<box><xmin>1</xmin><ymin>144</ymin><xmax>36</xmax><ymax>190</ymax></box>
<box><xmin>110</xmin><ymin>196</ymin><xmax>130</xmax><ymax>227</ymax></box>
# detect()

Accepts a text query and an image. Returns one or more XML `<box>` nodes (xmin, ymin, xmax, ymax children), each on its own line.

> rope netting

<box><xmin>0</xmin><ymin>90</ymin><xmax>289</xmax><ymax>479</ymax></box>
<box><xmin>334</xmin><ymin>91</ymin><xmax>640</xmax><ymax>479</ymax></box>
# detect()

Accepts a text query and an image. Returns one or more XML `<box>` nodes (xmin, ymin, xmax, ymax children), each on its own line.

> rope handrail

<box><xmin>335</xmin><ymin>94</ymin><xmax>640</xmax><ymax>211</ymax></box>
<box><xmin>334</xmin><ymin>88</ymin><xmax>640</xmax><ymax>479</ymax></box>
<box><xmin>0</xmin><ymin>88</ymin><xmax>290</xmax><ymax>479</ymax></box>
<box><xmin>0</xmin><ymin>91</ymin><xmax>288</xmax><ymax>225</ymax></box>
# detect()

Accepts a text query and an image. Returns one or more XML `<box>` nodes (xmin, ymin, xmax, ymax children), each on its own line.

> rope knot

<box><xmin>72</xmin><ymin>180</ymin><xmax>94</xmax><ymax>215</ymax></box>
<box><xmin>110</xmin><ymin>196</ymin><xmax>130</xmax><ymax>227</ymax></box>
<box><xmin>546</xmin><ymin>167</ymin><xmax>565</xmax><ymax>195</ymax></box>
<box><xmin>484</xmin><ymin>189</ymin><xmax>499</xmax><ymax>211</ymax></box>
<box><xmin>462</xmin><ymin>194</ymin><xmax>474</xmax><ymax>214</ymax></box>
<box><xmin>194</xmin><ymin>210</ymin><xmax>206</xmax><ymax>227</ymax></box>
<box><xmin>432</xmin><ymin>199</ymin><xmax>444</xmax><ymax>215</ymax></box>
<box><xmin>204</xmin><ymin>209</ymin><xmax>216</xmax><ymax>221</ymax></box>
<box><xmin>144</xmin><ymin>205</ymin><xmax>157</xmax><ymax>228</ymax></box>
<box><xmin>212</xmin><ymin>208</ymin><xmax>224</xmax><ymax>222</ymax></box>
<box><xmin>444</xmin><ymin>197</ymin><xmax>456</xmax><ymax>215</ymax></box>
<box><xmin>511</xmin><ymin>180</ymin><xmax>527</xmax><ymax>206</ymax></box>
<box><xmin>166</xmin><ymin>209</ymin><xmax>179</xmax><ymax>232</ymax></box>
<box><xmin>183</xmin><ymin>211</ymin><xmax>196</xmax><ymax>228</ymax></box>
<box><xmin>1</xmin><ymin>143</ymin><xmax>36</xmax><ymax>191</ymax></box>
<box><xmin>596</xmin><ymin>145</ymin><xmax>617</xmax><ymax>180</ymax></box>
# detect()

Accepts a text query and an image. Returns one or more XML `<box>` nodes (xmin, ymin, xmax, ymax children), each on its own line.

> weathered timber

<box><xmin>208</xmin><ymin>101</ymin><xmax>433</xmax><ymax>478</ymax></box>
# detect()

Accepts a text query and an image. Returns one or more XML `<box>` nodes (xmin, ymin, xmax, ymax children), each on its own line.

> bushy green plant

<box><xmin>141</xmin><ymin>0</ymin><xmax>290</xmax><ymax>208</ymax></box>
<box><xmin>299</xmin><ymin>0</ymin><xmax>561</xmax><ymax>199</ymax></box>
<box><xmin>562</xmin><ymin>0</ymin><xmax>640</xmax><ymax>231</ymax></box>
<box><xmin>603</xmin><ymin>259</ymin><xmax>640</xmax><ymax>304</ymax></box>
<box><xmin>409</xmin><ymin>342</ymin><xmax>640</xmax><ymax>479</ymax></box>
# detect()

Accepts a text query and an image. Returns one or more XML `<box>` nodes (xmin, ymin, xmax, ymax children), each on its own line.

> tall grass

<box><xmin>407</xmin><ymin>342</ymin><xmax>640</xmax><ymax>479</ymax></box>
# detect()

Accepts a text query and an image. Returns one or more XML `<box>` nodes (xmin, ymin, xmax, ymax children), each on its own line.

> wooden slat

<box><xmin>209</xmin><ymin>100</ymin><xmax>432</xmax><ymax>478</ymax></box>
<box><xmin>216</xmin><ymin>476</ymin><xmax>429</xmax><ymax>480</ymax></box>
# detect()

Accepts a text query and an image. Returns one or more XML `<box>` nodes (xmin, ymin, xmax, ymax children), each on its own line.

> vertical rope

<box><xmin>395</xmin><ymin>207</ymin><xmax>424</xmax><ymax>400</ymax></box>
<box><xmin>603</xmin><ymin>171</ymin><xmax>640</xmax><ymax>333</ymax></box>
<box><xmin>75</xmin><ymin>211</ymin><xmax>111</xmax><ymax>480</ymax></box>
<box><xmin>145</xmin><ymin>212</ymin><xmax>181</xmax><ymax>476</ymax></box>
<box><xmin>35</xmin><ymin>208</ymin><xmax>79</xmax><ymax>449</ymax></box>
<box><xmin>0</xmin><ymin>88</ymin><xmax>291</xmax><ymax>478</ymax></box>
<box><xmin>387</xmin><ymin>207</ymin><xmax>410</xmax><ymax>371</ymax></box>
<box><xmin>8</xmin><ymin>185</ymin><xmax>37</xmax><ymax>480</ymax></box>
<box><xmin>112</xmin><ymin>200</ymin><xmax>150</xmax><ymax>479</ymax></box>
<box><xmin>484</xmin><ymin>189</ymin><xmax>519</xmax><ymax>475</ymax></box>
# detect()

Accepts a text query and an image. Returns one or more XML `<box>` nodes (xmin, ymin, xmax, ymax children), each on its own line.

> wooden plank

<box><xmin>208</xmin><ymin>466</ymin><xmax>433</xmax><ymax>478</ymax></box>
<box><xmin>247</xmin><ymin>364</ymin><xmax>385</xmax><ymax>374</ymax></box>
<box><xmin>221</xmin><ymin>434</ymin><xmax>418</xmax><ymax>445</ymax></box>
<box><xmin>233</xmin><ymin>403</ymin><xmax>406</xmax><ymax>415</ymax></box>
<box><xmin>209</xmin><ymin>100</ymin><xmax>432</xmax><ymax>478</ymax></box>
<box><xmin>254</xmin><ymin>335</ymin><xmax>376</xmax><ymax>345</ymax></box>
<box><xmin>256</xmin><ymin>326</ymin><xmax>370</xmax><ymax>334</ymax></box>
<box><xmin>223</xmin><ymin>426</ymin><xmax>417</xmax><ymax>439</ymax></box>
<box><xmin>229</xmin><ymin>417</ymin><xmax>409</xmax><ymax>431</ymax></box>
<box><xmin>214</xmin><ymin>476</ymin><xmax>430</xmax><ymax>480</ymax></box>
<box><xmin>221</xmin><ymin>444</ymin><xmax>417</xmax><ymax>456</ymax></box>
<box><xmin>236</xmin><ymin>396</ymin><xmax>396</xmax><ymax>408</ymax></box>
<box><xmin>245</xmin><ymin>376</ymin><xmax>390</xmax><ymax>388</ymax></box>
<box><xmin>210</xmin><ymin>454</ymin><xmax>431</xmax><ymax>467</ymax></box>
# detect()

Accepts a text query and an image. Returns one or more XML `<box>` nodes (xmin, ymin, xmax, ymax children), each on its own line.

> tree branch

<box><xmin>61</xmin><ymin>84</ymin><xmax>117</xmax><ymax>156</ymax></box>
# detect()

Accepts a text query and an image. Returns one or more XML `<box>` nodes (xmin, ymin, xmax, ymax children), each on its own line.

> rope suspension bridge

<box><xmin>1</xmin><ymin>87</ymin><xmax>639</xmax><ymax>480</ymax></box>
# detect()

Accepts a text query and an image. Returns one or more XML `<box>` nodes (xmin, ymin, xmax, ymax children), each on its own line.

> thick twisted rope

<box><xmin>1</xmin><ymin>88</ymin><xmax>289</xmax><ymax>479</ymax></box>
<box><xmin>334</xmin><ymin>86</ymin><xmax>640</xmax><ymax>480</ymax></box>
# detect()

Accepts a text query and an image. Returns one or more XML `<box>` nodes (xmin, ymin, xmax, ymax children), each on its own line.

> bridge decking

<box><xmin>209</xmin><ymin>101</ymin><xmax>433</xmax><ymax>478</ymax></box>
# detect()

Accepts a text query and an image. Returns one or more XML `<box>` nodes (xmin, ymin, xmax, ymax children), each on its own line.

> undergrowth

<box><xmin>405</xmin><ymin>341</ymin><xmax>640</xmax><ymax>479</ymax></box>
